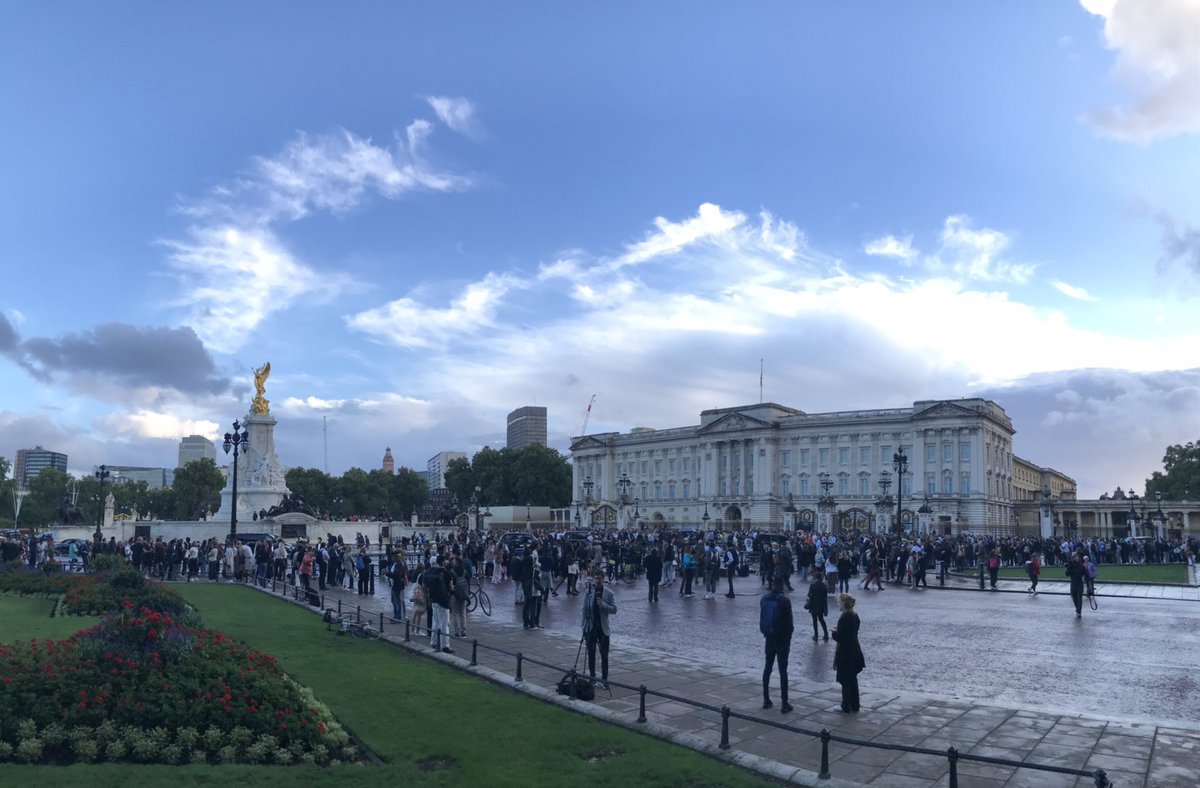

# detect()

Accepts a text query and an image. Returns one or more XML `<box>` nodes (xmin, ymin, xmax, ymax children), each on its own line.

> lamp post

<box><xmin>877</xmin><ymin>470</ymin><xmax>892</xmax><ymax>535</ymax></box>
<box><xmin>818</xmin><ymin>472</ymin><xmax>836</xmax><ymax>531</ymax></box>
<box><xmin>526</xmin><ymin>502</ymin><xmax>532</xmax><ymax>528</ymax></box>
<box><xmin>582</xmin><ymin>475</ymin><xmax>594</xmax><ymax>504</ymax></box>
<box><xmin>470</xmin><ymin>485</ymin><xmax>482</xmax><ymax>531</ymax></box>
<box><xmin>1155</xmin><ymin>490</ymin><xmax>1165</xmax><ymax>538</ymax></box>
<box><xmin>616</xmin><ymin>472</ymin><xmax>632</xmax><ymax>504</ymax></box>
<box><xmin>701</xmin><ymin>500</ymin><xmax>711</xmax><ymax>531</ymax></box>
<box><xmin>222</xmin><ymin>420</ymin><xmax>250</xmax><ymax>545</ymax></box>
<box><xmin>892</xmin><ymin>449</ymin><xmax>908</xmax><ymax>535</ymax></box>
<box><xmin>633</xmin><ymin>498</ymin><xmax>641</xmax><ymax>529</ymax></box>
<box><xmin>93</xmin><ymin>465</ymin><xmax>110</xmax><ymax>543</ymax></box>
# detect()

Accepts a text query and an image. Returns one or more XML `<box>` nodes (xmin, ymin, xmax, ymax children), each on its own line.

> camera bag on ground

<box><xmin>556</xmin><ymin>635</ymin><xmax>596</xmax><ymax>701</ymax></box>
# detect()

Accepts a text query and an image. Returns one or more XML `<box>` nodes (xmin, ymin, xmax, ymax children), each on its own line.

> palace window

<box><xmin>669</xmin><ymin>459</ymin><xmax>676</xmax><ymax>474</ymax></box>
<box><xmin>943</xmin><ymin>443</ymin><xmax>952</xmax><ymax>463</ymax></box>
<box><xmin>819</xmin><ymin>448</ymin><xmax>829</xmax><ymax>465</ymax></box>
<box><xmin>926</xmin><ymin>444</ymin><xmax>936</xmax><ymax>463</ymax></box>
<box><xmin>960</xmin><ymin>442</ymin><xmax>970</xmax><ymax>462</ymax></box>
<box><xmin>654</xmin><ymin>483</ymin><xmax>662</xmax><ymax>500</ymax></box>
<box><xmin>927</xmin><ymin>474</ymin><xmax>936</xmax><ymax>494</ymax></box>
<box><xmin>859</xmin><ymin>477</ymin><xmax>870</xmax><ymax>496</ymax></box>
<box><xmin>860</xmin><ymin>447</ymin><xmax>870</xmax><ymax>466</ymax></box>
<box><xmin>943</xmin><ymin>472</ymin><xmax>953</xmax><ymax>494</ymax></box>
<box><xmin>838</xmin><ymin>477</ymin><xmax>849</xmax><ymax>496</ymax></box>
<box><xmin>839</xmin><ymin>447</ymin><xmax>849</xmax><ymax>466</ymax></box>
<box><xmin>780</xmin><ymin>479</ymin><xmax>790</xmax><ymax>496</ymax></box>
<box><xmin>800</xmin><ymin>449</ymin><xmax>810</xmax><ymax>466</ymax></box>
<box><xmin>682</xmin><ymin>480</ymin><xmax>690</xmax><ymax>498</ymax></box>
<box><xmin>781</xmin><ymin>450</ymin><xmax>790</xmax><ymax>467</ymax></box>
<box><xmin>960</xmin><ymin>473</ymin><xmax>970</xmax><ymax>495</ymax></box>
<box><xmin>669</xmin><ymin>482</ymin><xmax>676</xmax><ymax>500</ymax></box>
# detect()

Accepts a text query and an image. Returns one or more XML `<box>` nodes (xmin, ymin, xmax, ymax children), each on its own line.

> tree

<box><xmin>508</xmin><ymin>444</ymin><xmax>573</xmax><ymax>506</ymax></box>
<box><xmin>442</xmin><ymin>457</ymin><xmax>475</xmax><ymax>506</ymax></box>
<box><xmin>172</xmin><ymin>459</ymin><xmax>224</xmax><ymax>520</ymax></box>
<box><xmin>0</xmin><ymin>456</ymin><xmax>8</xmax><ymax>487</ymax></box>
<box><xmin>1145</xmin><ymin>439</ymin><xmax>1200</xmax><ymax>502</ymax></box>
<box><xmin>391</xmin><ymin>467</ymin><xmax>428</xmax><ymax>520</ymax></box>
<box><xmin>284</xmin><ymin>467</ymin><xmax>337</xmax><ymax>514</ymax></box>
<box><xmin>22</xmin><ymin>468</ymin><xmax>71</xmax><ymax>527</ymax></box>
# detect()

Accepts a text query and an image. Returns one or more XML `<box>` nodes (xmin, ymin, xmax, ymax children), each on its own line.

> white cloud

<box><xmin>168</xmin><ymin>119</ymin><xmax>477</xmax><ymax>353</ymax></box>
<box><xmin>1081</xmin><ymin>0</ymin><xmax>1200</xmax><ymax>140</ymax></box>
<box><xmin>934</xmin><ymin>214</ymin><xmax>1036</xmax><ymax>284</ymax></box>
<box><xmin>6</xmin><ymin>308</ymin><xmax>25</xmax><ymax>325</ymax></box>
<box><xmin>1050</xmin><ymin>279</ymin><xmax>1099</xmax><ymax>301</ymax></box>
<box><xmin>424</xmin><ymin>96</ymin><xmax>485</xmax><ymax>140</ymax></box>
<box><xmin>864</xmin><ymin>234</ymin><xmax>918</xmax><ymax>261</ymax></box>
<box><xmin>616</xmin><ymin>202</ymin><xmax>747</xmax><ymax>268</ymax></box>
<box><xmin>346</xmin><ymin>272</ymin><xmax>525</xmax><ymax>349</ymax></box>
<box><xmin>162</xmin><ymin>226</ymin><xmax>332</xmax><ymax>353</ymax></box>
<box><xmin>97</xmin><ymin>410</ymin><xmax>221</xmax><ymax>441</ymax></box>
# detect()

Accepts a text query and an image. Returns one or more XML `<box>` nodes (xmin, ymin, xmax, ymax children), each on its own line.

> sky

<box><xmin>2</xmin><ymin>1</ymin><xmax>1200</xmax><ymax>499</ymax></box>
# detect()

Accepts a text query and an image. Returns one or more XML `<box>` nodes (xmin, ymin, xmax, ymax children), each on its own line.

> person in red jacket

<box><xmin>1026</xmin><ymin>552</ymin><xmax>1041</xmax><ymax>595</ymax></box>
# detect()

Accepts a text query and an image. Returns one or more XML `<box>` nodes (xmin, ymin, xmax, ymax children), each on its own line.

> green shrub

<box><xmin>189</xmin><ymin>749</ymin><xmax>208</xmax><ymax>765</ymax></box>
<box><xmin>217</xmin><ymin>744</ymin><xmax>238</xmax><ymax>764</ymax></box>
<box><xmin>0</xmin><ymin>741</ymin><xmax>14</xmax><ymax>761</ymax></box>
<box><xmin>176</xmin><ymin>726</ymin><xmax>198</xmax><ymax>750</ymax></box>
<box><xmin>202</xmin><ymin>725</ymin><xmax>223</xmax><ymax>752</ymax></box>
<box><xmin>15</xmin><ymin>737</ymin><xmax>42</xmax><ymax>763</ymax></box>
<box><xmin>160</xmin><ymin>744</ymin><xmax>182</xmax><ymax>765</ymax></box>
<box><xmin>104</xmin><ymin>740</ymin><xmax>127</xmax><ymax>761</ymax></box>
<box><xmin>72</xmin><ymin>737</ymin><xmax>99</xmax><ymax>763</ymax></box>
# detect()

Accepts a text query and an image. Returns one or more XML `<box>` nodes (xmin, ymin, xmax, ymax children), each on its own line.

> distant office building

<box><xmin>426</xmin><ymin>451</ymin><xmax>467</xmax><ymax>490</ymax></box>
<box><xmin>101</xmin><ymin>466</ymin><xmax>171</xmax><ymax>491</ymax></box>
<box><xmin>507</xmin><ymin>406</ymin><xmax>548</xmax><ymax>450</ymax></box>
<box><xmin>382</xmin><ymin>447</ymin><xmax>395</xmax><ymax>474</ymax></box>
<box><xmin>178</xmin><ymin>435</ymin><xmax>216</xmax><ymax>468</ymax></box>
<box><xmin>14</xmin><ymin>446</ymin><xmax>68</xmax><ymax>487</ymax></box>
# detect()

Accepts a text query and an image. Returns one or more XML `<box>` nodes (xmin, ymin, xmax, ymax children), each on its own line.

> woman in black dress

<box><xmin>831</xmin><ymin>593</ymin><xmax>865</xmax><ymax>712</ymax></box>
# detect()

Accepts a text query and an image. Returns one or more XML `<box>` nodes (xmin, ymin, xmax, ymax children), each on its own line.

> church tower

<box><xmin>382</xmin><ymin>447</ymin><xmax>395</xmax><ymax>474</ymax></box>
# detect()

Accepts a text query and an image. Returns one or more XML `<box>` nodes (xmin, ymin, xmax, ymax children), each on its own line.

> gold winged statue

<box><xmin>251</xmin><ymin>362</ymin><xmax>271</xmax><ymax>415</ymax></box>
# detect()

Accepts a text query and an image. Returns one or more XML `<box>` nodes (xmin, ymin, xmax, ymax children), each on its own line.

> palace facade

<box><xmin>570</xmin><ymin>399</ymin><xmax>1027</xmax><ymax>534</ymax></box>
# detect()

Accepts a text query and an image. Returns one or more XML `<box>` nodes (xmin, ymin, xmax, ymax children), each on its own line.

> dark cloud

<box><xmin>10</xmin><ymin>322</ymin><xmax>230</xmax><ymax>395</ymax></box>
<box><xmin>1153</xmin><ymin>211</ymin><xmax>1200</xmax><ymax>276</ymax></box>
<box><xmin>981</xmin><ymin>368</ymin><xmax>1200</xmax><ymax>496</ymax></box>
<box><xmin>0</xmin><ymin>314</ymin><xmax>18</xmax><ymax>353</ymax></box>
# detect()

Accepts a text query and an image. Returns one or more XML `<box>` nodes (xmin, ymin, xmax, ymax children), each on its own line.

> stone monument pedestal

<box><xmin>213</xmin><ymin>412</ymin><xmax>290</xmax><ymax>526</ymax></box>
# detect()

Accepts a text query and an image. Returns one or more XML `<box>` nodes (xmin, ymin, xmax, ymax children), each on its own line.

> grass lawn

<box><xmin>995</xmin><ymin>563</ymin><xmax>1189</xmax><ymax>584</ymax></box>
<box><xmin>3</xmin><ymin>584</ymin><xmax>774</xmax><ymax>787</ymax></box>
<box><xmin>0</xmin><ymin>594</ymin><xmax>98</xmax><ymax>641</ymax></box>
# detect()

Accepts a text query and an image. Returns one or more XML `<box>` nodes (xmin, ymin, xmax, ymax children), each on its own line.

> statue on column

<box><xmin>252</xmin><ymin>362</ymin><xmax>271</xmax><ymax>415</ymax></box>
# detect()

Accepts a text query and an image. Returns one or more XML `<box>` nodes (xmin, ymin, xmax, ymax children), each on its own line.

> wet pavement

<box><xmin>264</xmin><ymin>572</ymin><xmax>1200</xmax><ymax>786</ymax></box>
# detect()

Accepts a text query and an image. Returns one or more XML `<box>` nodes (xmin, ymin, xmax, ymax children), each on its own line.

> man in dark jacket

<box><xmin>643</xmin><ymin>548</ymin><xmax>663</xmax><ymax>603</ymax></box>
<box><xmin>1066</xmin><ymin>553</ymin><xmax>1086</xmax><ymax>618</ymax></box>
<box><xmin>760</xmin><ymin>576</ymin><xmax>794</xmax><ymax>713</ymax></box>
<box><xmin>423</xmin><ymin>556</ymin><xmax>453</xmax><ymax>652</ymax></box>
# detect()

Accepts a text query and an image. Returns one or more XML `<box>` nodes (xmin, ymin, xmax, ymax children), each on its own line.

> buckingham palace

<box><xmin>569</xmin><ymin>398</ymin><xmax>1054</xmax><ymax>535</ymax></box>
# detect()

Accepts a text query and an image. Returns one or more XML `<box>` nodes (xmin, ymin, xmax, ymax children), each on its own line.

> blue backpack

<box><xmin>760</xmin><ymin>593</ymin><xmax>782</xmax><ymax>636</ymax></box>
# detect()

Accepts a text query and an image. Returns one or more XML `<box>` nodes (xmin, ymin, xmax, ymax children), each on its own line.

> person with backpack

<box><xmin>760</xmin><ymin>576</ymin><xmax>794</xmax><ymax>713</ymax></box>
<box><xmin>388</xmin><ymin>552</ymin><xmax>408</xmax><ymax>620</ymax></box>
<box><xmin>1066</xmin><ymin>553</ymin><xmax>1086</xmax><ymax>618</ymax></box>
<box><xmin>1026</xmin><ymin>552</ymin><xmax>1041</xmax><ymax>595</ymax></box>
<box><xmin>643</xmin><ymin>548</ymin><xmax>663</xmax><ymax>603</ymax></box>
<box><xmin>987</xmin><ymin>549</ymin><xmax>1001</xmax><ymax>590</ymax></box>
<box><xmin>832</xmin><ymin>593</ymin><xmax>865</xmax><ymax>713</ymax></box>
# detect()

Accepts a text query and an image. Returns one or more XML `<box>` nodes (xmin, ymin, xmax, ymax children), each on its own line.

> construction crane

<box><xmin>580</xmin><ymin>394</ymin><xmax>596</xmax><ymax>436</ymax></box>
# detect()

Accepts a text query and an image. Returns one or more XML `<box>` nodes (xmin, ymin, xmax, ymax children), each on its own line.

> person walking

<box><xmin>388</xmin><ymin>552</ymin><xmax>409</xmax><ymax>620</ymax></box>
<box><xmin>832</xmin><ymin>593</ymin><xmax>865</xmax><ymax>713</ymax></box>
<box><xmin>806</xmin><ymin>575</ymin><xmax>830</xmax><ymax>641</ymax></box>
<box><xmin>644</xmin><ymin>548</ymin><xmax>663</xmax><ymax>603</ymax></box>
<box><xmin>760</xmin><ymin>576</ymin><xmax>794</xmax><ymax>713</ymax></box>
<box><xmin>450</xmin><ymin>557</ymin><xmax>469</xmax><ymax>637</ymax></box>
<box><xmin>836</xmin><ymin>551</ymin><xmax>854</xmax><ymax>594</ymax></box>
<box><xmin>987</xmin><ymin>549</ymin><xmax>1001</xmax><ymax>590</ymax></box>
<box><xmin>681</xmin><ymin>543</ymin><xmax>696</xmax><ymax>597</ymax></box>
<box><xmin>1026</xmin><ymin>552</ymin><xmax>1041</xmax><ymax>594</ymax></box>
<box><xmin>1066</xmin><ymin>553</ymin><xmax>1086</xmax><ymax>618</ymax></box>
<box><xmin>581</xmin><ymin>568</ymin><xmax>617</xmax><ymax>689</ymax></box>
<box><xmin>520</xmin><ymin>550</ymin><xmax>538</xmax><ymax>629</ymax></box>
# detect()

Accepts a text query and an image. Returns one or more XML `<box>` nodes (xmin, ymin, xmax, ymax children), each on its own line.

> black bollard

<box><xmin>818</xmin><ymin>729</ymin><xmax>831</xmax><ymax>780</ymax></box>
<box><xmin>719</xmin><ymin>706</ymin><xmax>730</xmax><ymax>750</ymax></box>
<box><xmin>470</xmin><ymin>639</ymin><xmax>478</xmax><ymax>666</ymax></box>
<box><xmin>516</xmin><ymin>652</ymin><xmax>523</xmax><ymax>682</ymax></box>
<box><xmin>947</xmin><ymin>746</ymin><xmax>958</xmax><ymax>788</ymax></box>
<box><xmin>637</xmin><ymin>685</ymin><xmax>647</xmax><ymax>723</ymax></box>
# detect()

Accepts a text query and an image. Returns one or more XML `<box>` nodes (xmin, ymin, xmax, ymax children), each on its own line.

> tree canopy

<box><xmin>283</xmin><ymin>465</ymin><xmax>428</xmax><ymax>520</ymax></box>
<box><xmin>442</xmin><ymin>444</ymin><xmax>571</xmax><ymax>508</ymax></box>
<box><xmin>1145</xmin><ymin>439</ymin><xmax>1200</xmax><ymax>502</ymax></box>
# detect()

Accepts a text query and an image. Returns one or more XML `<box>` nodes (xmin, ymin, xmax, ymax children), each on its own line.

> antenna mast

<box><xmin>580</xmin><ymin>394</ymin><xmax>596</xmax><ymax>436</ymax></box>
<box><xmin>323</xmin><ymin>416</ymin><xmax>329</xmax><ymax>474</ymax></box>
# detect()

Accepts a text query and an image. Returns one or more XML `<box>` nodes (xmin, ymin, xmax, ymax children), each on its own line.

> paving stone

<box><xmin>1083</xmin><ymin>751</ymin><xmax>1149</xmax><ymax>775</ymax></box>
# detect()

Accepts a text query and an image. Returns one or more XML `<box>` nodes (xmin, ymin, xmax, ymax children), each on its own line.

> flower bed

<box><xmin>0</xmin><ymin>565</ymin><xmax>363</xmax><ymax>766</ymax></box>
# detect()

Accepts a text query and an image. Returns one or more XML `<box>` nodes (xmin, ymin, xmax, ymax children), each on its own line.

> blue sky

<box><xmin>3</xmin><ymin>1</ymin><xmax>1200</xmax><ymax>497</ymax></box>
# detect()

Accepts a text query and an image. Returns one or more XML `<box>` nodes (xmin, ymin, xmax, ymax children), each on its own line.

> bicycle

<box><xmin>620</xmin><ymin>561</ymin><xmax>640</xmax><ymax>584</ymax></box>
<box><xmin>467</xmin><ymin>585</ymin><xmax>492</xmax><ymax>617</ymax></box>
<box><xmin>322</xmin><ymin>608</ymin><xmax>382</xmax><ymax>639</ymax></box>
<box><xmin>1086</xmin><ymin>581</ymin><xmax>1098</xmax><ymax>610</ymax></box>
